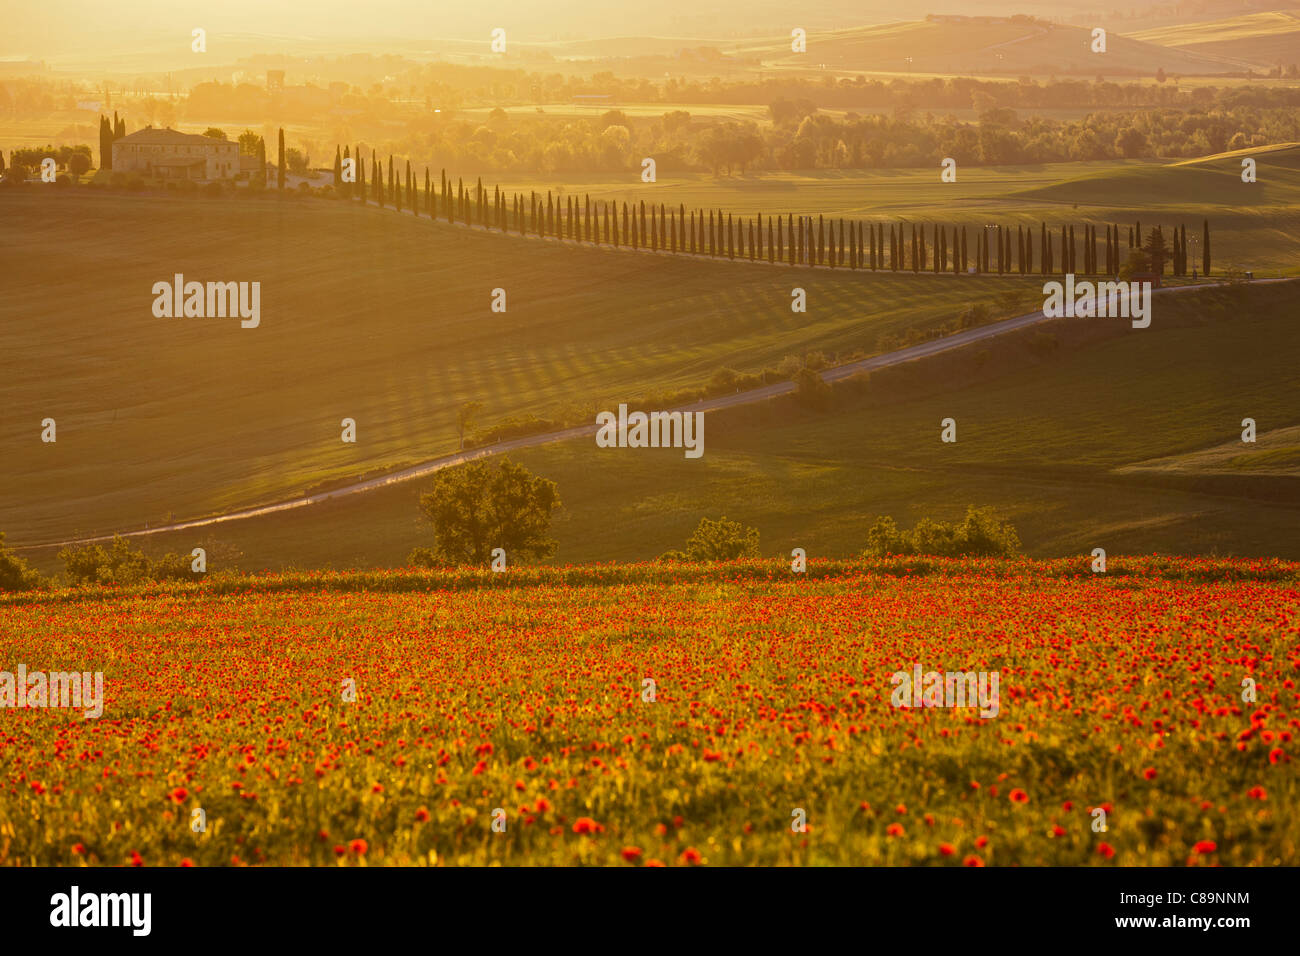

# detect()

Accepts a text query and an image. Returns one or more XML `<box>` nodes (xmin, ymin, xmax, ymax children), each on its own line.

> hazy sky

<box><xmin>5</xmin><ymin>0</ymin><xmax>1098</xmax><ymax>66</ymax></box>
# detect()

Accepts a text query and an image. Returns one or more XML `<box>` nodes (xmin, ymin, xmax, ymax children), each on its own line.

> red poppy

<box><xmin>1097</xmin><ymin>843</ymin><xmax>1115</xmax><ymax>859</ymax></box>
<box><xmin>621</xmin><ymin>847</ymin><xmax>643</xmax><ymax>862</ymax></box>
<box><xmin>963</xmin><ymin>854</ymin><xmax>985</xmax><ymax>867</ymax></box>
<box><xmin>1009</xmin><ymin>789</ymin><xmax>1029</xmax><ymax>804</ymax></box>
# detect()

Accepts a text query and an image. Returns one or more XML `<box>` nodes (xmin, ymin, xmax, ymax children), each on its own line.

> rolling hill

<box><xmin>742</xmin><ymin>17</ymin><xmax>1236</xmax><ymax>76</ymax></box>
<box><xmin>1130</xmin><ymin>10</ymin><xmax>1300</xmax><ymax>71</ymax></box>
<box><xmin>0</xmin><ymin>188</ymin><xmax>1041</xmax><ymax>548</ymax></box>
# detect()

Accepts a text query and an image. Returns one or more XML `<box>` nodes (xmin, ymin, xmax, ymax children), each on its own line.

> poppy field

<box><xmin>1</xmin><ymin>557</ymin><xmax>1296</xmax><ymax>867</ymax></box>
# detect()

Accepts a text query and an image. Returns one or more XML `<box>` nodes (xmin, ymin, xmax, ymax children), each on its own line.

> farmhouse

<box><xmin>111</xmin><ymin>126</ymin><xmax>239</xmax><ymax>181</ymax></box>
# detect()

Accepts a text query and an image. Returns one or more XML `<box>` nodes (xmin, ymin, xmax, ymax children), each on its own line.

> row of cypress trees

<box><xmin>333</xmin><ymin>146</ymin><xmax>1212</xmax><ymax>276</ymax></box>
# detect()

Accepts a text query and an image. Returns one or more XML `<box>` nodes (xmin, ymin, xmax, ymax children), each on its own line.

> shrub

<box><xmin>58</xmin><ymin>536</ymin><xmax>153</xmax><ymax>586</ymax></box>
<box><xmin>150</xmin><ymin>551</ymin><xmax>199</xmax><ymax>581</ymax></box>
<box><xmin>863</xmin><ymin>506</ymin><xmax>1020</xmax><ymax>558</ymax></box>
<box><xmin>57</xmin><ymin>536</ymin><xmax>205</xmax><ymax>586</ymax></box>
<box><xmin>793</xmin><ymin>367</ymin><xmax>832</xmax><ymax>409</ymax></box>
<box><xmin>0</xmin><ymin>532</ymin><xmax>45</xmax><ymax>592</ymax></box>
<box><xmin>406</xmin><ymin>547</ymin><xmax>441</xmax><ymax>569</ymax></box>
<box><xmin>668</xmin><ymin>515</ymin><xmax>761</xmax><ymax>561</ymax></box>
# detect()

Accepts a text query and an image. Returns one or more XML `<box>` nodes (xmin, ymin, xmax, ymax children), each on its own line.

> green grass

<box><xmin>24</xmin><ymin>281</ymin><xmax>1297</xmax><ymax>574</ymax></box>
<box><xmin>496</xmin><ymin>152</ymin><xmax>1300</xmax><ymax>275</ymax></box>
<box><xmin>0</xmin><ymin>189</ymin><xmax>1039</xmax><ymax>548</ymax></box>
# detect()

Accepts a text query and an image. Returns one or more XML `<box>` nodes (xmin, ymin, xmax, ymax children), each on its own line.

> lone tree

<box><xmin>662</xmin><ymin>515</ymin><xmax>761</xmax><ymax>561</ymax></box>
<box><xmin>456</xmin><ymin>401</ymin><xmax>483</xmax><ymax>451</ymax></box>
<box><xmin>413</xmin><ymin>457</ymin><xmax>560</xmax><ymax>567</ymax></box>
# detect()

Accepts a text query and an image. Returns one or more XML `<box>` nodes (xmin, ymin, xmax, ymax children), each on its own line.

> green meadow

<box><xmin>1</xmin><ymin>188</ymin><xmax>1038</xmax><ymax>548</ymax></box>
<box><xmin>494</xmin><ymin>146</ymin><xmax>1300</xmax><ymax>275</ymax></box>
<box><xmin>15</xmin><ymin>279</ymin><xmax>1297</xmax><ymax>573</ymax></box>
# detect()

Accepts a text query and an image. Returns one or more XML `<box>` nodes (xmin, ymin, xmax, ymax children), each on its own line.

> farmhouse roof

<box><xmin>117</xmin><ymin>126</ymin><xmax>228</xmax><ymax>146</ymax></box>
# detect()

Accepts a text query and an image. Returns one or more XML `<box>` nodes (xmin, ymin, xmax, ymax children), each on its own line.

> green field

<box><xmin>495</xmin><ymin>148</ymin><xmax>1300</xmax><ymax>275</ymax></box>
<box><xmin>0</xmin><ymin>189</ymin><xmax>1042</xmax><ymax>549</ymax></box>
<box><xmin>5</xmin><ymin>172</ymin><xmax>1297</xmax><ymax>575</ymax></box>
<box><xmin>17</xmin><ymin>280</ymin><xmax>1297</xmax><ymax>573</ymax></box>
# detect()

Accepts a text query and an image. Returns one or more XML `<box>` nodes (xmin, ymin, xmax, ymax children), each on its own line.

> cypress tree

<box><xmin>849</xmin><ymin>220</ymin><xmax>858</xmax><ymax>270</ymax></box>
<box><xmin>768</xmin><ymin>216</ymin><xmax>775</xmax><ymax>263</ymax></box>
<box><xmin>1202</xmin><ymin>219</ymin><xmax>1211</xmax><ymax>275</ymax></box>
<box><xmin>333</xmin><ymin>146</ymin><xmax>343</xmax><ymax>197</ymax></box>
<box><xmin>256</xmin><ymin>138</ymin><xmax>267</xmax><ymax>188</ymax></box>
<box><xmin>756</xmin><ymin>213</ymin><xmax>763</xmax><ymax>260</ymax></box>
<box><xmin>277</xmin><ymin>128</ymin><xmax>286</xmax><ymax>190</ymax></box>
<box><xmin>787</xmin><ymin>215</ymin><xmax>795</xmax><ymax>266</ymax></box>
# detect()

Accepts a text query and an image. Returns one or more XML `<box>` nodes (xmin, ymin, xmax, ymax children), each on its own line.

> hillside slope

<box><xmin>0</xmin><ymin>189</ymin><xmax>1039</xmax><ymax>545</ymax></box>
<box><xmin>22</xmin><ymin>281</ymin><xmax>1296</xmax><ymax>571</ymax></box>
